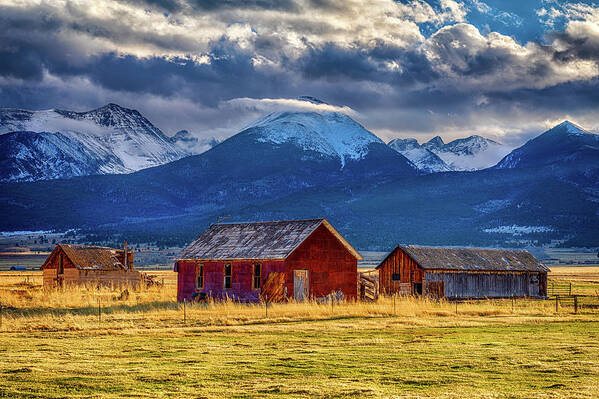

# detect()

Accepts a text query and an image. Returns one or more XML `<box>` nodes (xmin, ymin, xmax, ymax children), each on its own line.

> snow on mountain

<box><xmin>387</xmin><ymin>135</ymin><xmax>510</xmax><ymax>172</ymax></box>
<box><xmin>0</xmin><ymin>131</ymin><xmax>113</xmax><ymax>182</ymax></box>
<box><xmin>431</xmin><ymin>135</ymin><xmax>512</xmax><ymax>171</ymax></box>
<box><xmin>495</xmin><ymin>121</ymin><xmax>599</xmax><ymax>169</ymax></box>
<box><xmin>0</xmin><ymin>104</ymin><xmax>188</xmax><ymax>182</ymax></box>
<box><xmin>415</xmin><ymin>135</ymin><xmax>510</xmax><ymax>171</ymax></box>
<box><xmin>169</xmin><ymin>130</ymin><xmax>221</xmax><ymax>155</ymax></box>
<box><xmin>421</xmin><ymin>136</ymin><xmax>444</xmax><ymax>151</ymax></box>
<box><xmin>388</xmin><ymin>138</ymin><xmax>451</xmax><ymax>173</ymax></box>
<box><xmin>242</xmin><ymin>111</ymin><xmax>385</xmax><ymax>168</ymax></box>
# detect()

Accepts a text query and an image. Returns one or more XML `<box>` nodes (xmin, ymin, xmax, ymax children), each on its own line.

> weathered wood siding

<box><xmin>378</xmin><ymin>247</ymin><xmax>422</xmax><ymax>295</ymax></box>
<box><xmin>175</xmin><ymin>260</ymin><xmax>285</xmax><ymax>302</ymax></box>
<box><xmin>42</xmin><ymin>250</ymin><xmax>77</xmax><ymax>287</ymax></box>
<box><xmin>77</xmin><ymin>270</ymin><xmax>143</xmax><ymax>287</ymax></box>
<box><xmin>42</xmin><ymin>246</ymin><xmax>141</xmax><ymax>288</ymax></box>
<box><xmin>424</xmin><ymin>271</ymin><xmax>545</xmax><ymax>298</ymax></box>
<box><xmin>286</xmin><ymin>224</ymin><xmax>357</xmax><ymax>300</ymax></box>
<box><xmin>175</xmin><ymin>224</ymin><xmax>358</xmax><ymax>302</ymax></box>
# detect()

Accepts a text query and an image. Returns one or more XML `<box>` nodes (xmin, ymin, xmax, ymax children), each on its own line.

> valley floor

<box><xmin>1</xmin><ymin>270</ymin><xmax>598</xmax><ymax>398</ymax></box>
<box><xmin>1</xmin><ymin>316</ymin><xmax>598</xmax><ymax>398</ymax></box>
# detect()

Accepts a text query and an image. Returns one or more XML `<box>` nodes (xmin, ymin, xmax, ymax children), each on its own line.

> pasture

<box><xmin>0</xmin><ymin>268</ymin><xmax>598</xmax><ymax>398</ymax></box>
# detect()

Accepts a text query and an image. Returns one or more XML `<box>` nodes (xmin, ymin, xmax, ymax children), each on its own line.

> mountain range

<box><xmin>0</xmin><ymin>100</ymin><xmax>597</xmax><ymax>249</ymax></box>
<box><xmin>0</xmin><ymin>104</ymin><xmax>187</xmax><ymax>182</ymax></box>
<box><xmin>389</xmin><ymin>135</ymin><xmax>512</xmax><ymax>173</ymax></box>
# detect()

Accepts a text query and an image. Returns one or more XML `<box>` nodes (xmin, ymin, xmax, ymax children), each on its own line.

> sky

<box><xmin>1</xmin><ymin>0</ymin><xmax>599</xmax><ymax>146</ymax></box>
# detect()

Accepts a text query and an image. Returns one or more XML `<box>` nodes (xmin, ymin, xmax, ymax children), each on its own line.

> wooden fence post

<box><xmin>98</xmin><ymin>298</ymin><xmax>101</xmax><ymax>323</ymax></box>
<box><xmin>183</xmin><ymin>298</ymin><xmax>186</xmax><ymax>324</ymax></box>
<box><xmin>574</xmin><ymin>296</ymin><xmax>578</xmax><ymax>314</ymax></box>
<box><xmin>569</xmin><ymin>283</ymin><xmax>572</xmax><ymax>296</ymax></box>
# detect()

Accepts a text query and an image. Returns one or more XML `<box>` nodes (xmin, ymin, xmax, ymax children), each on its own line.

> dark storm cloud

<box><xmin>292</xmin><ymin>41</ymin><xmax>440</xmax><ymax>90</ymax></box>
<box><xmin>117</xmin><ymin>0</ymin><xmax>301</xmax><ymax>13</ymax></box>
<box><xmin>1</xmin><ymin>0</ymin><xmax>599</xmax><ymax>142</ymax></box>
<box><xmin>57</xmin><ymin>43</ymin><xmax>290</xmax><ymax>107</ymax></box>
<box><xmin>297</xmin><ymin>44</ymin><xmax>379</xmax><ymax>81</ymax></box>
<box><xmin>551</xmin><ymin>32</ymin><xmax>599</xmax><ymax>63</ymax></box>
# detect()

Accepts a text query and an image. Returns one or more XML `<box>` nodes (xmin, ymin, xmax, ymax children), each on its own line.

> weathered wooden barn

<box><xmin>377</xmin><ymin>245</ymin><xmax>548</xmax><ymax>298</ymax></box>
<box><xmin>175</xmin><ymin>219</ymin><xmax>362</xmax><ymax>302</ymax></box>
<box><xmin>41</xmin><ymin>243</ymin><xmax>142</xmax><ymax>287</ymax></box>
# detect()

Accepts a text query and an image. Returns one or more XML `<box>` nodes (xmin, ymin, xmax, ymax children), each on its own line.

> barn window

<box><xmin>196</xmin><ymin>264</ymin><xmax>204</xmax><ymax>289</ymax></box>
<box><xmin>253</xmin><ymin>264</ymin><xmax>261</xmax><ymax>290</ymax></box>
<box><xmin>224</xmin><ymin>264</ymin><xmax>232</xmax><ymax>289</ymax></box>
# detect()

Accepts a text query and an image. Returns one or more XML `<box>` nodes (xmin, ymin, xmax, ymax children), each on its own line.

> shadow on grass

<box><xmin>2</xmin><ymin>301</ymin><xmax>178</xmax><ymax>318</ymax></box>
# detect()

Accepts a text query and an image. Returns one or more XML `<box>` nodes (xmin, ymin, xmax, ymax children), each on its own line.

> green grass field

<box><xmin>1</xmin><ymin>269</ymin><xmax>598</xmax><ymax>398</ymax></box>
<box><xmin>1</xmin><ymin>316</ymin><xmax>598</xmax><ymax>398</ymax></box>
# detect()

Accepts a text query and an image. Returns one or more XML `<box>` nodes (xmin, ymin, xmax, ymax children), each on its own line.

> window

<box><xmin>196</xmin><ymin>264</ymin><xmax>204</xmax><ymax>289</ymax></box>
<box><xmin>224</xmin><ymin>264</ymin><xmax>232</xmax><ymax>289</ymax></box>
<box><xmin>253</xmin><ymin>264</ymin><xmax>261</xmax><ymax>290</ymax></box>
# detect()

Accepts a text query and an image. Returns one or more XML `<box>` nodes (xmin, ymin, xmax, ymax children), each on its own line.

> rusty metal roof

<box><xmin>178</xmin><ymin>218</ymin><xmax>362</xmax><ymax>261</ymax></box>
<box><xmin>42</xmin><ymin>244</ymin><xmax>127</xmax><ymax>270</ymax></box>
<box><xmin>378</xmin><ymin>245</ymin><xmax>548</xmax><ymax>272</ymax></box>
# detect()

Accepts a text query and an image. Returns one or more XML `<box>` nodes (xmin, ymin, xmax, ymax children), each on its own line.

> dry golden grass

<box><xmin>0</xmin><ymin>269</ymin><xmax>596</xmax><ymax>334</ymax></box>
<box><xmin>1</xmin><ymin>270</ymin><xmax>599</xmax><ymax>397</ymax></box>
<box><xmin>0</xmin><ymin>280</ymin><xmax>583</xmax><ymax>334</ymax></box>
<box><xmin>549</xmin><ymin>266</ymin><xmax>599</xmax><ymax>279</ymax></box>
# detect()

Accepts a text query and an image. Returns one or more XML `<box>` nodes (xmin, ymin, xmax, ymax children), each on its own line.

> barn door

<box><xmin>293</xmin><ymin>270</ymin><xmax>309</xmax><ymax>301</ymax></box>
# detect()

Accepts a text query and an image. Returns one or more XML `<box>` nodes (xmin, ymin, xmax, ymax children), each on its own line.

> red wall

<box><xmin>175</xmin><ymin>224</ymin><xmax>358</xmax><ymax>302</ymax></box>
<box><xmin>285</xmin><ymin>224</ymin><xmax>357</xmax><ymax>300</ymax></box>
<box><xmin>175</xmin><ymin>260</ymin><xmax>285</xmax><ymax>302</ymax></box>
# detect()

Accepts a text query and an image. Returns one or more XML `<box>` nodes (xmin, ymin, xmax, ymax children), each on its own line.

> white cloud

<box><xmin>224</xmin><ymin>97</ymin><xmax>358</xmax><ymax>116</ymax></box>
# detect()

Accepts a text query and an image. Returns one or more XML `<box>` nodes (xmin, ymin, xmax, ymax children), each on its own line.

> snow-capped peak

<box><xmin>0</xmin><ymin>104</ymin><xmax>187</xmax><ymax>182</ymax></box>
<box><xmin>388</xmin><ymin>134</ymin><xmax>512</xmax><ymax>172</ymax></box>
<box><xmin>553</xmin><ymin>120</ymin><xmax>587</xmax><ymax>136</ymax></box>
<box><xmin>242</xmin><ymin>111</ymin><xmax>382</xmax><ymax>167</ymax></box>
<box><xmin>422</xmin><ymin>136</ymin><xmax>444</xmax><ymax>150</ymax></box>
<box><xmin>388</xmin><ymin>138</ymin><xmax>451</xmax><ymax>173</ymax></box>
<box><xmin>432</xmin><ymin>135</ymin><xmax>511</xmax><ymax>171</ymax></box>
<box><xmin>494</xmin><ymin>120</ymin><xmax>599</xmax><ymax>169</ymax></box>
<box><xmin>388</xmin><ymin>138</ymin><xmax>420</xmax><ymax>151</ymax></box>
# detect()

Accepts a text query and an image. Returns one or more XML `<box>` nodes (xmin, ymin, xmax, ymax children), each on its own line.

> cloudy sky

<box><xmin>2</xmin><ymin>0</ymin><xmax>599</xmax><ymax>145</ymax></box>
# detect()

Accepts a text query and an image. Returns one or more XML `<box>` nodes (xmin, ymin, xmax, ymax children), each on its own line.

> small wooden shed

<box><xmin>41</xmin><ymin>243</ymin><xmax>142</xmax><ymax>287</ymax></box>
<box><xmin>377</xmin><ymin>245</ymin><xmax>548</xmax><ymax>298</ymax></box>
<box><xmin>175</xmin><ymin>218</ymin><xmax>362</xmax><ymax>302</ymax></box>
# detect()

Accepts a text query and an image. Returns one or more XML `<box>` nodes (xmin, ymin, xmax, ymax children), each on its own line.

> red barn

<box><xmin>175</xmin><ymin>219</ymin><xmax>362</xmax><ymax>302</ymax></box>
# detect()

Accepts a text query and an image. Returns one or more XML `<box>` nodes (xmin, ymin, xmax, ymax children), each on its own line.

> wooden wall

<box><xmin>77</xmin><ymin>270</ymin><xmax>144</xmax><ymax>287</ymax></box>
<box><xmin>175</xmin><ymin>224</ymin><xmax>359</xmax><ymax>302</ymax></box>
<box><xmin>175</xmin><ymin>260</ymin><xmax>285</xmax><ymax>302</ymax></box>
<box><xmin>378</xmin><ymin>247</ymin><xmax>422</xmax><ymax>295</ymax></box>
<box><xmin>424</xmin><ymin>271</ymin><xmax>547</xmax><ymax>298</ymax></box>
<box><xmin>286</xmin><ymin>224</ymin><xmax>358</xmax><ymax>300</ymax></box>
<box><xmin>42</xmin><ymin>246</ymin><xmax>142</xmax><ymax>288</ymax></box>
<box><xmin>378</xmin><ymin>247</ymin><xmax>548</xmax><ymax>298</ymax></box>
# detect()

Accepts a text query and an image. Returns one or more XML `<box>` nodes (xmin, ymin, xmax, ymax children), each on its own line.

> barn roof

<box><xmin>177</xmin><ymin>218</ymin><xmax>362</xmax><ymax>261</ymax></box>
<box><xmin>41</xmin><ymin>244</ymin><xmax>127</xmax><ymax>270</ymax></box>
<box><xmin>378</xmin><ymin>245</ymin><xmax>548</xmax><ymax>272</ymax></box>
